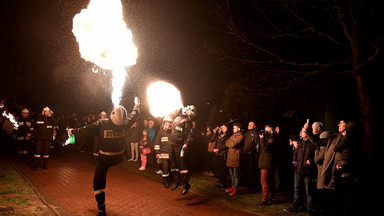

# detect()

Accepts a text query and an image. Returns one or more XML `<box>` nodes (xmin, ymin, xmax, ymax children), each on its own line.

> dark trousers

<box><xmin>241</xmin><ymin>153</ymin><xmax>257</xmax><ymax>188</ymax></box>
<box><xmin>293</xmin><ymin>172</ymin><xmax>314</xmax><ymax>213</ymax></box>
<box><xmin>93</xmin><ymin>154</ymin><xmax>123</xmax><ymax>207</ymax></box>
<box><xmin>169</xmin><ymin>145</ymin><xmax>189</xmax><ymax>184</ymax></box>
<box><xmin>214</xmin><ymin>156</ymin><xmax>227</xmax><ymax>185</ymax></box>
<box><xmin>35</xmin><ymin>139</ymin><xmax>51</xmax><ymax>158</ymax></box>
<box><xmin>18</xmin><ymin>139</ymin><xmax>31</xmax><ymax>154</ymax></box>
<box><xmin>161</xmin><ymin>158</ymin><xmax>170</xmax><ymax>177</ymax></box>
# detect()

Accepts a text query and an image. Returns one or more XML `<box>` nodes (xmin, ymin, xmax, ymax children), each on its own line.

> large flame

<box><xmin>72</xmin><ymin>0</ymin><xmax>137</xmax><ymax>106</ymax></box>
<box><xmin>147</xmin><ymin>81</ymin><xmax>184</xmax><ymax>118</ymax></box>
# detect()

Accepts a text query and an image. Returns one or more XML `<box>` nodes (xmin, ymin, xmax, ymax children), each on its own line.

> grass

<box><xmin>0</xmin><ymin>161</ymin><xmax>54</xmax><ymax>216</ymax></box>
<box><xmin>118</xmin><ymin>159</ymin><xmax>305</xmax><ymax>216</ymax></box>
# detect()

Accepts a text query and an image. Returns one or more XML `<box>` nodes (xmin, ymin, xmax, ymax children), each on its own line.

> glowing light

<box><xmin>147</xmin><ymin>81</ymin><xmax>184</xmax><ymax>118</ymax></box>
<box><xmin>2</xmin><ymin>111</ymin><xmax>18</xmax><ymax>128</ymax></box>
<box><xmin>72</xmin><ymin>0</ymin><xmax>137</xmax><ymax>106</ymax></box>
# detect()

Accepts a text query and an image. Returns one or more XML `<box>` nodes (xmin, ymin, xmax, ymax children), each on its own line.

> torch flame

<box><xmin>72</xmin><ymin>0</ymin><xmax>137</xmax><ymax>106</ymax></box>
<box><xmin>2</xmin><ymin>111</ymin><xmax>19</xmax><ymax>128</ymax></box>
<box><xmin>147</xmin><ymin>81</ymin><xmax>184</xmax><ymax>118</ymax></box>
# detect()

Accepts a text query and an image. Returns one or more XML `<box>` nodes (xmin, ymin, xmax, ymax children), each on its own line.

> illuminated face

<box><xmin>21</xmin><ymin>112</ymin><xmax>29</xmax><ymax>118</ymax></box>
<box><xmin>248</xmin><ymin>122</ymin><xmax>255</xmax><ymax>130</ymax></box>
<box><xmin>233</xmin><ymin>126</ymin><xmax>240</xmax><ymax>133</ymax></box>
<box><xmin>100</xmin><ymin>114</ymin><xmax>106</xmax><ymax>119</ymax></box>
<box><xmin>221</xmin><ymin>125</ymin><xmax>228</xmax><ymax>133</ymax></box>
<box><xmin>338</xmin><ymin>121</ymin><xmax>346</xmax><ymax>133</ymax></box>
<box><xmin>148</xmin><ymin>120</ymin><xmax>154</xmax><ymax>128</ymax></box>
<box><xmin>265</xmin><ymin>126</ymin><xmax>273</xmax><ymax>134</ymax></box>
<box><xmin>44</xmin><ymin>110</ymin><xmax>51</xmax><ymax>117</ymax></box>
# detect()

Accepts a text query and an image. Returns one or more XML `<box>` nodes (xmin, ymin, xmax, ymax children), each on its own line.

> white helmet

<box><xmin>182</xmin><ymin>105</ymin><xmax>197</xmax><ymax>119</ymax></box>
<box><xmin>163</xmin><ymin>115</ymin><xmax>173</xmax><ymax>122</ymax></box>
<box><xmin>110</xmin><ymin>106</ymin><xmax>127</xmax><ymax>126</ymax></box>
<box><xmin>42</xmin><ymin>107</ymin><xmax>51</xmax><ymax>116</ymax></box>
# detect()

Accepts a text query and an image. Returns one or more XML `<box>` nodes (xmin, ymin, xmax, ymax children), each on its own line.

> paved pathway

<box><xmin>12</xmin><ymin>148</ymin><xmax>249</xmax><ymax>216</ymax></box>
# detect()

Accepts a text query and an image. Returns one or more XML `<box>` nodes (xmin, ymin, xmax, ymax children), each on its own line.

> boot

<box><xmin>180</xmin><ymin>173</ymin><xmax>190</xmax><ymax>196</ymax></box>
<box><xmin>162</xmin><ymin>177</ymin><xmax>169</xmax><ymax>189</ymax></box>
<box><xmin>229</xmin><ymin>188</ymin><xmax>237</xmax><ymax>196</ymax></box>
<box><xmin>171</xmin><ymin>172</ymin><xmax>180</xmax><ymax>191</ymax></box>
<box><xmin>225</xmin><ymin>186</ymin><xmax>234</xmax><ymax>193</ymax></box>
<box><xmin>181</xmin><ymin>184</ymin><xmax>190</xmax><ymax>196</ymax></box>
<box><xmin>42</xmin><ymin>158</ymin><xmax>48</xmax><ymax>169</ymax></box>
<box><xmin>32</xmin><ymin>158</ymin><xmax>39</xmax><ymax>170</ymax></box>
<box><xmin>96</xmin><ymin>204</ymin><xmax>106</xmax><ymax>216</ymax></box>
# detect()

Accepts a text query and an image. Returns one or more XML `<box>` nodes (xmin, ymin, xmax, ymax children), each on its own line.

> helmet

<box><xmin>42</xmin><ymin>107</ymin><xmax>51</xmax><ymax>116</ymax></box>
<box><xmin>182</xmin><ymin>105</ymin><xmax>197</xmax><ymax>119</ymax></box>
<box><xmin>163</xmin><ymin>115</ymin><xmax>173</xmax><ymax>122</ymax></box>
<box><xmin>110</xmin><ymin>106</ymin><xmax>127</xmax><ymax>126</ymax></box>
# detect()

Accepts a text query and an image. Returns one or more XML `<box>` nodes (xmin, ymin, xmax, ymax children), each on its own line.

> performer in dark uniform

<box><xmin>169</xmin><ymin>105</ymin><xmax>196</xmax><ymax>196</ymax></box>
<box><xmin>33</xmin><ymin>107</ymin><xmax>57</xmax><ymax>170</ymax></box>
<box><xmin>154</xmin><ymin>116</ymin><xmax>173</xmax><ymax>188</ymax></box>
<box><xmin>70</xmin><ymin>97</ymin><xmax>140</xmax><ymax>216</ymax></box>
<box><xmin>15</xmin><ymin>108</ymin><xmax>34</xmax><ymax>156</ymax></box>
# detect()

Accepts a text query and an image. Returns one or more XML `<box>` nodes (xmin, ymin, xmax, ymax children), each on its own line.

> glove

<box><xmin>134</xmin><ymin>97</ymin><xmax>140</xmax><ymax>106</ymax></box>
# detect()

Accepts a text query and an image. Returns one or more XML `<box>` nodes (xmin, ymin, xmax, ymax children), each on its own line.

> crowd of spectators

<box><xmin>1</xmin><ymin>105</ymin><xmax>363</xmax><ymax>216</ymax></box>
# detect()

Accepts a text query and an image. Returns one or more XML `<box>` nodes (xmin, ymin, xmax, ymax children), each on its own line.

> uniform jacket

<box><xmin>75</xmin><ymin>105</ymin><xmax>139</xmax><ymax>153</ymax></box>
<box><xmin>154</xmin><ymin>127</ymin><xmax>171</xmax><ymax>159</ymax></box>
<box><xmin>34</xmin><ymin>115</ymin><xmax>57</xmax><ymax>140</ymax></box>
<box><xmin>15</xmin><ymin>117</ymin><xmax>33</xmax><ymax>141</ymax></box>
<box><xmin>169</xmin><ymin>114</ymin><xmax>193</xmax><ymax>147</ymax></box>
<box><xmin>225</xmin><ymin>132</ymin><xmax>244</xmax><ymax>167</ymax></box>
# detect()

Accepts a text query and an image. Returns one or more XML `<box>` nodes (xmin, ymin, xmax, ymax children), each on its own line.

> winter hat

<box><xmin>319</xmin><ymin>131</ymin><xmax>330</xmax><ymax>139</ymax></box>
<box><xmin>312</xmin><ymin>122</ymin><xmax>323</xmax><ymax>131</ymax></box>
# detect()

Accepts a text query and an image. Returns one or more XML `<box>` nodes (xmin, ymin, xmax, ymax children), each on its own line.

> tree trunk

<box><xmin>354</xmin><ymin>73</ymin><xmax>373</xmax><ymax>157</ymax></box>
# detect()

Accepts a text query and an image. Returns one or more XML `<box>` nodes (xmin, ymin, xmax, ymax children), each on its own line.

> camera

<box><xmin>259</xmin><ymin>129</ymin><xmax>267</xmax><ymax>136</ymax></box>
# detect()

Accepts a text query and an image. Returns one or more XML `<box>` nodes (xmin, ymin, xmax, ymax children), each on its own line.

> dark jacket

<box><xmin>242</xmin><ymin>129</ymin><xmax>258</xmax><ymax>155</ymax></box>
<box><xmin>15</xmin><ymin>117</ymin><xmax>33</xmax><ymax>141</ymax></box>
<box><xmin>258</xmin><ymin>132</ymin><xmax>276</xmax><ymax>169</ymax></box>
<box><xmin>129</xmin><ymin>126</ymin><xmax>141</xmax><ymax>143</ymax></box>
<box><xmin>169</xmin><ymin>114</ymin><xmax>193</xmax><ymax>147</ymax></box>
<box><xmin>34</xmin><ymin>115</ymin><xmax>57</xmax><ymax>140</ymax></box>
<box><xmin>74</xmin><ymin>104</ymin><xmax>139</xmax><ymax>153</ymax></box>
<box><xmin>214</xmin><ymin>132</ymin><xmax>229</xmax><ymax>157</ymax></box>
<box><xmin>139</xmin><ymin>136</ymin><xmax>150</xmax><ymax>154</ymax></box>
<box><xmin>154</xmin><ymin>127</ymin><xmax>171</xmax><ymax>159</ymax></box>
<box><xmin>293</xmin><ymin>138</ymin><xmax>316</xmax><ymax>175</ymax></box>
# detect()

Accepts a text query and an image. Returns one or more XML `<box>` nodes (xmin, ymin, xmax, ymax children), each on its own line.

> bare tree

<box><xmin>206</xmin><ymin>0</ymin><xmax>383</xmax><ymax>156</ymax></box>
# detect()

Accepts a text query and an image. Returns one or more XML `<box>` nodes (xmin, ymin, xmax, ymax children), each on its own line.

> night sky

<box><xmin>1</xmin><ymin>0</ymin><xmax>382</xmax><ymax>129</ymax></box>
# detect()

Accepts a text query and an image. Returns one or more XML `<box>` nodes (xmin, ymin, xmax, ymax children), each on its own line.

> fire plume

<box><xmin>72</xmin><ymin>0</ymin><xmax>138</xmax><ymax>106</ymax></box>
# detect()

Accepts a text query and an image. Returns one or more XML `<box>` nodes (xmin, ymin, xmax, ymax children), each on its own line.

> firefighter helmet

<box><xmin>110</xmin><ymin>106</ymin><xmax>127</xmax><ymax>126</ymax></box>
<box><xmin>163</xmin><ymin>115</ymin><xmax>173</xmax><ymax>122</ymax></box>
<box><xmin>182</xmin><ymin>105</ymin><xmax>197</xmax><ymax>119</ymax></box>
